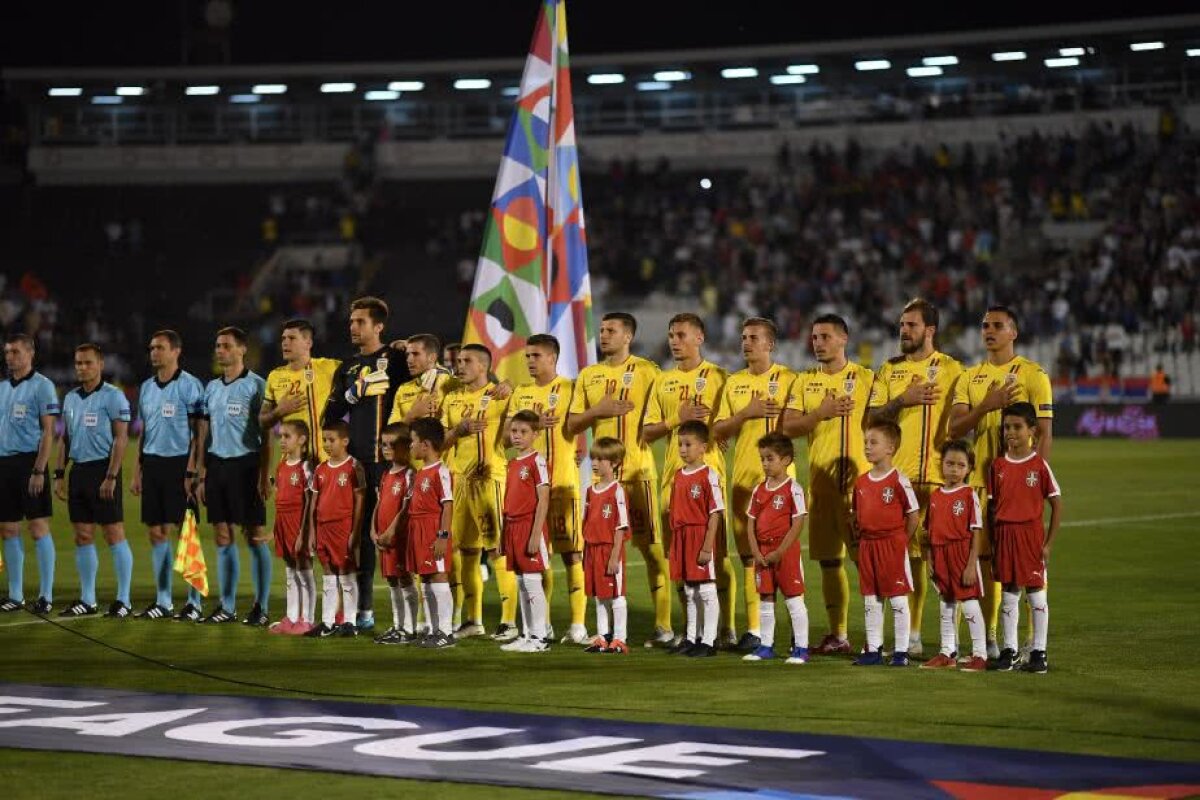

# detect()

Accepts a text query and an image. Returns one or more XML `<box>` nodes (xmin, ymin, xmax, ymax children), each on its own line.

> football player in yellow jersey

<box><xmin>780</xmin><ymin>313</ymin><xmax>873</xmax><ymax>656</ymax></box>
<box><xmin>506</xmin><ymin>333</ymin><xmax>590</xmax><ymax>644</ymax></box>
<box><xmin>866</xmin><ymin>299</ymin><xmax>963</xmax><ymax>657</ymax></box>
<box><xmin>565</xmin><ymin>312</ymin><xmax>672</xmax><ymax>645</ymax></box>
<box><xmin>441</xmin><ymin>344</ymin><xmax>516</xmax><ymax>642</ymax></box>
<box><xmin>712</xmin><ymin>317</ymin><xmax>796</xmax><ymax>653</ymax></box>
<box><xmin>388</xmin><ymin>334</ymin><xmax>459</xmax><ymax>441</ymax></box>
<box><xmin>259</xmin><ymin>319</ymin><xmax>341</xmax><ymax>461</ymax></box>
<box><xmin>950</xmin><ymin>305</ymin><xmax>1053</xmax><ymax>659</ymax></box>
<box><xmin>642</xmin><ymin>312</ymin><xmax>737</xmax><ymax>647</ymax></box>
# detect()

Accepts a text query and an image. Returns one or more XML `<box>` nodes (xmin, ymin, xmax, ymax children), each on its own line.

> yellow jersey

<box><xmin>786</xmin><ymin>362</ymin><xmax>873</xmax><ymax>496</ymax></box>
<box><xmin>441</xmin><ymin>382</ymin><xmax>510</xmax><ymax>481</ymax></box>
<box><xmin>264</xmin><ymin>357</ymin><xmax>341</xmax><ymax>460</ymax></box>
<box><xmin>388</xmin><ymin>367</ymin><xmax>458</xmax><ymax>425</ymax></box>
<box><xmin>952</xmin><ymin>355</ymin><xmax>1054</xmax><ymax>489</ymax></box>
<box><xmin>508</xmin><ymin>376</ymin><xmax>580</xmax><ymax>494</ymax></box>
<box><xmin>867</xmin><ymin>352</ymin><xmax>963</xmax><ymax>485</ymax></box>
<box><xmin>644</xmin><ymin>359</ymin><xmax>728</xmax><ymax>486</ymax></box>
<box><xmin>569</xmin><ymin>355</ymin><xmax>660</xmax><ymax>483</ymax></box>
<box><xmin>713</xmin><ymin>364</ymin><xmax>796</xmax><ymax>490</ymax></box>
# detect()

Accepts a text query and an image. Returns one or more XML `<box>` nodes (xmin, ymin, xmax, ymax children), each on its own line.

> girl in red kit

<box><xmin>581</xmin><ymin>437</ymin><xmax>631</xmax><ymax>654</ymax></box>
<box><xmin>988</xmin><ymin>402</ymin><xmax>1061</xmax><ymax>674</ymax></box>
<box><xmin>305</xmin><ymin>420</ymin><xmax>365</xmax><ymax>638</ymax></box>
<box><xmin>270</xmin><ymin>419</ymin><xmax>316</xmax><ymax>635</ymax></box>
<box><xmin>500</xmin><ymin>411</ymin><xmax>552</xmax><ymax>653</ymax></box>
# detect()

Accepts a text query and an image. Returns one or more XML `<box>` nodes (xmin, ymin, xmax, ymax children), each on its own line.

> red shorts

<box><xmin>583</xmin><ymin>541</ymin><xmax>626</xmax><ymax>599</ymax></box>
<box><xmin>857</xmin><ymin>533</ymin><xmax>911</xmax><ymax>598</ymax></box>
<box><xmin>273</xmin><ymin>509</ymin><xmax>303</xmax><ymax>561</ymax></box>
<box><xmin>501</xmin><ymin>515</ymin><xmax>549</xmax><ymax>575</ymax></box>
<box><xmin>379</xmin><ymin>527</ymin><xmax>408</xmax><ymax>579</ymax></box>
<box><xmin>316</xmin><ymin>519</ymin><xmax>354</xmax><ymax>573</ymax></box>
<box><xmin>992</xmin><ymin>521</ymin><xmax>1046</xmax><ymax>589</ymax></box>
<box><xmin>754</xmin><ymin>538</ymin><xmax>805</xmax><ymax>598</ymax></box>
<box><xmin>669</xmin><ymin>524</ymin><xmax>716</xmax><ymax>583</ymax></box>
<box><xmin>406</xmin><ymin>515</ymin><xmax>450</xmax><ymax>577</ymax></box>
<box><xmin>929</xmin><ymin>538</ymin><xmax>984</xmax><ymax>601</ymax></box>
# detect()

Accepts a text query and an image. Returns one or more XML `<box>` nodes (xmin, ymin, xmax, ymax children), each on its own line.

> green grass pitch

<box><xmin>3</xmin><ymin>438</ymin><xmax>1199</xmax><ymax>798</ymax></box>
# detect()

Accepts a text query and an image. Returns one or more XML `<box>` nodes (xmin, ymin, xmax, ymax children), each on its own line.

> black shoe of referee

<box><xmin>241</xmin><ymin>603</ymin><xmax>269</xmax><ymax>627</ymax></box>
<box><xmin>134</xmin><ymin>602</ymin><xmax>172</xmax><ymax>620</ymax></box>
<box><xmin>200</xmin><ymin>607</ymin><xmax>237</xmax><ymax>624</ymax></box>
<box><xmin>173</xmin><ymin>603</ymin><xmax>202</xmax><ymax>622</ymax></box>
<box><xmin>30</xmin><ymin>597</ymin><xmax>53</xmax><ymax>614</ymax></box>
<box><xmin>0</xmin><ymin>597</ymin><xmax>25</xmax><ymax>613</ymax></box>
<box><xmin>59</xmin><ymin>600</ymin><xmax>98</xmax><ymax>617</ymax></box>
<box><xmin>104</xmin><ymin>601</ymin><xmax>131</xmax><ymax>619</ymax></box>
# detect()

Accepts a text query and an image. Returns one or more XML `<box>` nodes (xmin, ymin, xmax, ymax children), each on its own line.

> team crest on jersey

<box><xmin>391</xmin><ymin>481</ymin><xmax>402</xmax><ymax>496</ymax></box>
<box><xmin>376</xmin><ymin>357</ymin><xmax>389</xmax><ymax>373</ymax></box>
<box><xmin>689</xmin><ymin>484</ymin><xmax>702</xmax><ymax>499</ymax></box>
<box><xmin>420</xmin><ymin>477</ymin><xmax>431</xmax><ymax>493</ymax></box>
<box><xmin>771</xmin><ymin>495</ymin><xmax>785</xmax><ymax>510</ymax></box>
<box><xmin>694</xmin><ymin>376</ymin><xmax>707</xmax><ymax>394</ymax></box>
<box><xmin>952</xmin><ymin>498</ymin><xmax>965</xmax><ymax>516</ymax></box>
<box><xmin>547</xmin><ymin>391</ymin><xmax>559</xmax><ymax>409</ymax></box>
<box><xmin>927</xmin><ymin>365</ymin><xmax>939</xmax><ymax>382</ymax></box>
<box><xmin>602</xmin><ymin>504</ymin><xmax>613</xmax><ymax>519</ymax></box>
<box><xmin>1004</xmin><ymin>372</ymin><xmax>1019</xmax><ymax>386</ymax></box>
<box><xmin>303</xmin><ymin>367</ymin><xmax>315</xmax><ymax>386</ymax></box>
<box><xmin>289</xmin><ymin>472</ymin><xmax>299</xmax><ymax>487</ymax></box>
<box><xmin>337</xmin><ymin>473</ymin><xmax>349</xmax><ymax>487</ymax></box>
<box><xmin>843</xmin><ymin>373</ymin><xmax>857</xmax><ymax>395</ymax></box>
<box><xmin>519</xmin><ymin>466</ymin><xmax>530</xmax><ymax>480</ymax></box>
<box><xmin>767</xmin><ymin>380</ymin><xmax>779</xmax><ymax>397</ymax></box>
<box><xmin>1026</xmin><ymin>470</ymin><xmax>1039</xmax><ymax>487</ymax></box>
<box><xmin>479</xmin><ymin>394</ymin><xmax>491</xmax><ymax>410</ymax></box>
<box><xmin>621</xmin><ymin>371</ymin><xmax>634</xmax><ymax>388</ymax></box>
<box><xmin>882</xmin><ymin>487</ymin><xmax>895</xmax><ymax>504</ymax></box>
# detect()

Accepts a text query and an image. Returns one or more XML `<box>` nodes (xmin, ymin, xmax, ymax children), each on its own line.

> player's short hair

<box><xmin>461</xmin><ymin>343</ymin><xmax>492</xmax><ymax>368</ymax></box>
<box><xmin>938</xmin><ymin>438</ymin><xmax>975</xmax><ymax>470</ymax></box>
<box><xmin>590</xmin><ymin>436</ymin><xmax>625</xmax><ymax>464</ymax></box>
<box><xmin>75</xmin><ymin>342</ymin><xmax>103</xmax><ymax>358</ymax></box>
<box><xmin>526</xmin><ymin>333</ymin><xmax>560</xmax><ymax>356</ymax></box>
<box><xmin>677</xmin><ymin>420</ymin><xmax>710</xmax><ymax>443</ymax></box>
<box><xmin>1001</xmin><ymin>401</ymin><xmax>1038</xmax><ymax>430</ymax></box>
<box><xmin>669</xmin><ymin>312</ymin><xmax>706</xmax><ymax>335</ymax></box>
<box><xmin>742</xmin><ymin>317</ymin><xmax>777</xmax><ymax>342</ymax></box>
<box><xmin>216</xmin><ymin>326</ymin><xmax>248</xmax><ymax>346</ymax></box>
<box><xmin>321</xmin><ymin>419</ymin><xmax>351</xmax><ymax>439</ymax></box>
<box><xmin>444</xmin><ymin>342</ymin><xmax>462</xmax><ymax>353</ymax></box>
<box><xmin>381</xmin><ymin>421</ymin><xmax>410</xmax><ymax>441</ymax></box>
<box><xmin>350</xmin><ymin>296</ymin><xmax>389</xmax><ymax>325</ymax></box>
<box><xmin>282</xmin><ymin>318</ymin><xmax>314</xmax><ymax>338</ymax></box>
<box><xmin>986</xmin><ymin>305</ymin><xmax>1020</xmax><ymax>331</ymax></box>
<box><xmin>410</xmin><ymin>417</ymin><xmax>445</xmax><ymax>450</ymax></box>
<box><xmin>601</xmin><ymin>312</ymin><xmax>637</xmax><ymax>337</ymax></box>
<box><xmin>812</xmin><ymin>313</ymin><xmax>849</xmax><ymax>336</ymax></box>
<box><xmin>150</xmin><ymin>329</ymin><xmax>182</xmax><ymax>350</ymax></box>
<box><xmin>510</xmin><ymin>409</ymin><xmax>542</xmax><ymax>430</ymax></box>
<box><xmin>902</xmin><ymin>298</ymin><xmax>939</xmax><ymax>329</ymax></box>
<box><xmin>867</xmin><ymin>420</ymin><xmax>902</xmax><ymax>448</ymax></box>
<box><xmin>407</xmin><ymin>333</ymin><xmax>441</xmax><ymax>356</ymax></box>
<box><xmin>756</xmin><ymin>431</ymin><xmax>794</xmax><ymax>461</ymax></box>
<box><xmin>5</xmin><ymin>333</ymin><xmax>34</xmax><ymax>351</ymax></box>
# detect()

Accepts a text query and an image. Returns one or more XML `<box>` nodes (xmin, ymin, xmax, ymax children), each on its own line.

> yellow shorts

<box><xmin>548</xmin><ymin>489</ymin><xmax>583</xmax><ymax>554</ymax></box>
<box><xmin>911</xmin><ymin>483</ymin><xmax>936</xmax><ymax>558</ymax></box>
<box><xmin>728</xmin><ymin>483</ymin><xmax>756</xmax><ymax>560</ymax></box>
<box><xmin>807</xmin><ymin>489</ymin><xmax>852</xmax><ymax>562</ymax></box>
<box><xmin>623</xmin><ymin>479</ymin><xmax>662</xmax><ymax>548</ymax></box>
<box><xmin>452</xmin><ymin>477</ymin><xmax>503</xmax><ymax>551</ymax></box>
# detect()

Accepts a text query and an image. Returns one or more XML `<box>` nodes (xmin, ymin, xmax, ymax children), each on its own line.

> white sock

<box><xmin>699</xmin><ymin>582</ymin><xmax>719</xmax><ymax>647</ymax></box>
<box><xmin>961</xmin><ymin>598</ymin><xmax>986</xmax><ymax>658</ymax></box>
<box><xmin>388</xmin><ymin>583</ymin><xmax>404</xmax><ymax>630</ymax></box>
<box><xmin>1001</xmin><ymin>590</ymin><xmax>1021</xmax><ymax>651</ymax></box>
<box><xmin>423</xmin><ymin>581</ymin><xmax>440</xmax><ymax>634</ymax></box>
<box><xmin>758</xmin><ymin>597</ymin><xmax>776</xmax><ymax>648</ymax></box>
<box><xmin>401</xmin><ymin>583</ymin><xmax>420</xmax><ymax>634</ymax></box>
<box><xmin>284</xmin><ymin>565</ymin><xmax>299</xmax><ymax>622</ymax></box>
<box><xmin>322</xmin><ymin>574</ymin><xmax>339</xmax><ymax>628</ymax></box>
<box><xmin>685</xmin><ymin>585</ymin><xmax>699</xmax><ymax>643</ymax></box>
<box><xmin>432</xmin><ymin>582</ymin><xmax>454</xmax><ymax>636</ymax></box>
<box><xmin>299</xmin><ymin>569</ymin><xmax>316</xmax><ymax>623</ymax></box>
<box><xmin>1027</xmin><ymin>589</ymin><xmax>1049</xmax><ymax>651</ymax></box>
<box><xmin>890</xmin><ymin>596</ymin><xmax>911</xmax><ymax>654</ymax></box>
<box><xmin>516</xmin><ymin>573</ymin><xmax>531</xmax><ymax>638</ymax></box>
<box><xmin>595</xmin><ymin>598</ymin><xmax>611</xmax><ymax>639</ymax></box>
<box><xmin>522</xmin><ymin>572</ymin><xmax>546</xmax><ymax>641</ymax></box>
<box><xmin>785</xmin><ymin>595</ymin><xmax>808</xmax><ymax>650</ymax></box>
<box><xmin>612</xmin><ymin>596</ymin><xmax>628</xmax><ymax>642</ymax></box>
<box><xmin>939</xmin><ymin>599</ymin><xmax>958</xmax><ymax>656</ymax></box>
<box><xmin>339</xmin><ymin>573</ymin><xmax>359</xmax><ymax>622</ymax></box>
<box><xmin>864</xmin><ymin>595</ymin><xmax>884</xmax><ymax>652</ymax></box>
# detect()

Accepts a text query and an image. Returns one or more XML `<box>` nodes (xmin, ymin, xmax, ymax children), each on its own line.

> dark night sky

<box><xmin>1</xmin><ymin>0</ymin><xmax>1196</xmax><ymax>68</ymax></box>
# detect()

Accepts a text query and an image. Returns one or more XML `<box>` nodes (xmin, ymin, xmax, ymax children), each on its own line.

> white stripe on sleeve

<box><xmin>790</xmin><ymin>479</ymin><xmax>808</xmax><ymax>517</ymax></box>
<box><xmin>614</xmin><ymin>485</ymin><xmax>631</xmax><ymax>530</ymax></box>
<box><xmin>707</xmin><ymin>467</ymin><xmax>725</xmax><ymax>514</ymax></box>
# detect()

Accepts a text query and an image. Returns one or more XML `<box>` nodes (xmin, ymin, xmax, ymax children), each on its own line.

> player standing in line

<box><xmin>130</xmin><ymin>330</ymin><xmax>206</xmax><ymax>620</ymax></box>
<box><xmin>565</xmin><ymin>313</ymin><xmax>670</xmax><ymax>646</ymax></box>
<box><xmin>372</xmin><ymin>422</ymin><xmax>419</xmax><ymax>645</ymax></box>
<box><xmin>260</xmin><ymin>319</ymin><xmax>340</xmax><ymax>462</ymax></box>
<box><xmin>268</xmin><ymin>419</ymin><xmax>316</xmax><ymax>635</ymax></box>
<box><xmin>949</xmin><ymin>306</ymin><xmax>1054</xmax><ymax>659</ymax></box>
<box><xmin>713</xmin><ymin>317</ymin><xmax>796</xmax><ymax>653</ymax></box>
<box><xmin>987</xmin><ymin>403</ymin><xmax>1061</xmax><ymax>675</ymax></box>
<box><xmin>499</xmin><ymin>411</ymin><xmax>552</xmax><ymax>653</ymax></box>
<box><xmin>193</xmin><ymin>327</ymin><xmax>271</xmax><ymax>625</ymax></box>
<box><xmin>741</xmin><ymin>432</ymin><xmax>809</xmax><ymax>665</ymax></box>
<box><xmin>406</xmin><ymin>418</ymin><xmax>456</xmax><ymax>649</ymax></box>
<box><xmin>780</xmin><ymin>314</ymin><xmax>874</xmax><ymax>656</ymax></box>
<box><xmin>666</xmin><ymin>420</ymin><xmax>725</xmax><ymax>658</ymax></box>
<box><xmin>866</xmin><ymin>299</ymin><xmax>963</xmax><ymax>656</ymax></box>
<box><xmin>849</xmin><ymin>421</ymin><xmax>920</xmax><ymax>667</ymax></box>
<box><xmin>581</xmin><ymin>437</ymin><xmax>630</xmax><ymax>655</ymax></box>
<box><xmin>54</xmin><ymin>344</ymin><xmax>133</xmax><ymax>618</ymax></box>
<box><xmin>507</xmin><ymin>334</ymin><xmax>588</xmax><ymax>644</ymax></box>
<box><xmin>441</xmin><ymin>344</ymin><xmax>515</xmax><ymax>640</ymax></box>
<box><xmin>919</xmin><ymin>439</ymin><xmax>988</xmax><ymax>672</ymax></box>
<box><xmin>643</xmin><ymin>313</ymin><xmax>736</xmax><ymax>646</ymax></box>
<box><xmin>0</xmin><ymin>334</ymin><xmax>60</xmax><ymax>615</ymax></box>
<box><xmin>388</xmin><ymin>333</ymin><xmax>456</xmax><ymax>433</ymax></box>
<box><xmin>305</xmin><ymin>420</ymin><xmax>365</xmax><ymax>638</ymax></box>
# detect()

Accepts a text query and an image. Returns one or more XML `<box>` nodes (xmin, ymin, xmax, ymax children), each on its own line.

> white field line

<box><xmin>1060</xmin><ymin>511</ymin><xmax>1200</xmax><ymax>528</ymax></box>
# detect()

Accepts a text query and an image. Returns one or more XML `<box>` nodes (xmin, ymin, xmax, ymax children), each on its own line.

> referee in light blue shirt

<box><xmin>54</xmin><ymin>343</ymin><xmax>133</xmax><ymax>619</ymax></box>
<box><xmin>194</xmin><ymin>326</ymin><xmax>271</xmax><ymax>626</ymax></box>
<box><xmin>131</xmin><ymin>330</ymin><xmax>205</xmax><ymax>621</ymax></box>
<box><xmin>0</xmin><ymin>333</ymin><xmax>60</xmax><ymax>615</ymax></box>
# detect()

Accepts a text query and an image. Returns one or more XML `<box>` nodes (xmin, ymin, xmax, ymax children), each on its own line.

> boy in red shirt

<box><xmin>500</xmin><ymin>410</ymin><xmax>552</xmax><ymax>653</ymax></box>
<box><xmin>305</xmin><ymin>420</ymin><xmax>365</xmax><ymax>638</ymax></box>
<box><xmin>920</xmin><ymin>439</ymin><xmax>987</xmax><ymax>672</ymax></box>
<box><xmin>269</xmin><ymin>419</ymin><xmax>315</xmax><ymax>635</ymax></box>
<box><xmin>581</xmin><ymin>437</ymin><xmax>631</xmax><ymax>654</ymax></box>
<box><xmin>667</xmin><ymin>420</ymin><xmax>725</xmax><ymax>658</ymax></box>
<box><xmin>988</xmin><ymin>402</ymin><xmax>1061</xmax><ymax>674</ymax></box>
<box><xmin>406</xmin><ymin>417</ymin><xmax>456</xmax><ymax>649</ymax></box>
<box><xmin>371</xmin><ymin>422</ymin><xmax>417</xmax><ymax>645</ymax></box>
<box><xmin>851</xmin><ymin>421</ymin><xmax>920</xmax><ymax>666</ymax></box>
<box><xmin>742</xmin><ymin>432</ymin><xmax>809</xmax><ymax>665</ymax></box>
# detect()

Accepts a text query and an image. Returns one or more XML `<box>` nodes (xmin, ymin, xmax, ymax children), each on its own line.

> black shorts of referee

<box><xmin>0</xmin><ymin>452</ymin><xmax>52</xmax><ymax>522</ymax></box>
<box><xmin>204</xmin><ymin>453</ymin><xmax>265</xmax><ymax>526</ymax></box>
<box><xmin>141</xmin><ymin>454</ymin><xmax>190</xmax><ymax>526</ymax></box>
<box><xmin>68</xmin><ymin>460</ymin><xmax>123</xmax><ymax>525</ymax></box>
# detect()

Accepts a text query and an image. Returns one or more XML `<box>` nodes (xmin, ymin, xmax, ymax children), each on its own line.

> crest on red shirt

<box><xmin>602</xmin><ymin>504</ymin><xmax>613</xmax><ymax>519</ymax></box>
<box><xmin>952</xmin><ymin>498</ymin><xmax>965</xmax><ymax>516</ymax></box>
<box><xmin>689</xmin><ymin>484</ymin><xmax>701</xmax><ymax>499</ymax></box>
<box><xmin>337</xmin><ymin>472</ymin><xmax>348</xmax><ymax>487</ymax></box>
<box><xmin>771</xmin><ymin>495</ymin><xmax>785</xmax><ymax>510</ymax></box>
<box><xmin>420</xmin><ymin>477</ymin><xmax>431</xmax><ymax>493</ymax></box>
<box><xmin>520</xmin><ymin>466</ymin><xmax>530</xmax><ymax>480</ymax></box>
<box><xmin>1026</xmin><ymin>470</ymin><xmax>1039</xmax><ymax>487</ymax></box>
<box><xmin>882</xmin><ymin>487</ymin><xmax>895</xmax><ymax>504</ymax></box>
<box><xmin>289</xmin><ymin>472</ymin><xmax>299</xmax><ymax>487</ymax></box>
<box><xmin>391</xmin><ymin>481</ymin><xmax>402</xmax><ymax>496</ymax></box>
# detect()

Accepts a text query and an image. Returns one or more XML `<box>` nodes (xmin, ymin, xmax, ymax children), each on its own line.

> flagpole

<box><xmin>543</xmin><ymin>0</ymin><xmax>558</xmax><ymax>317</ymax></box>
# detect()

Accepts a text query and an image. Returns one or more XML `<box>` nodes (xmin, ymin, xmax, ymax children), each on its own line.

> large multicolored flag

<box><xmin>463</xmin><ymin>0</ymin><xmax>596</xmax><ymax>383</ymax></box>
<box><xmin>173</xmin><ymin>508</ymin><xmax>209</xmax><ymax>597</ymax></box>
